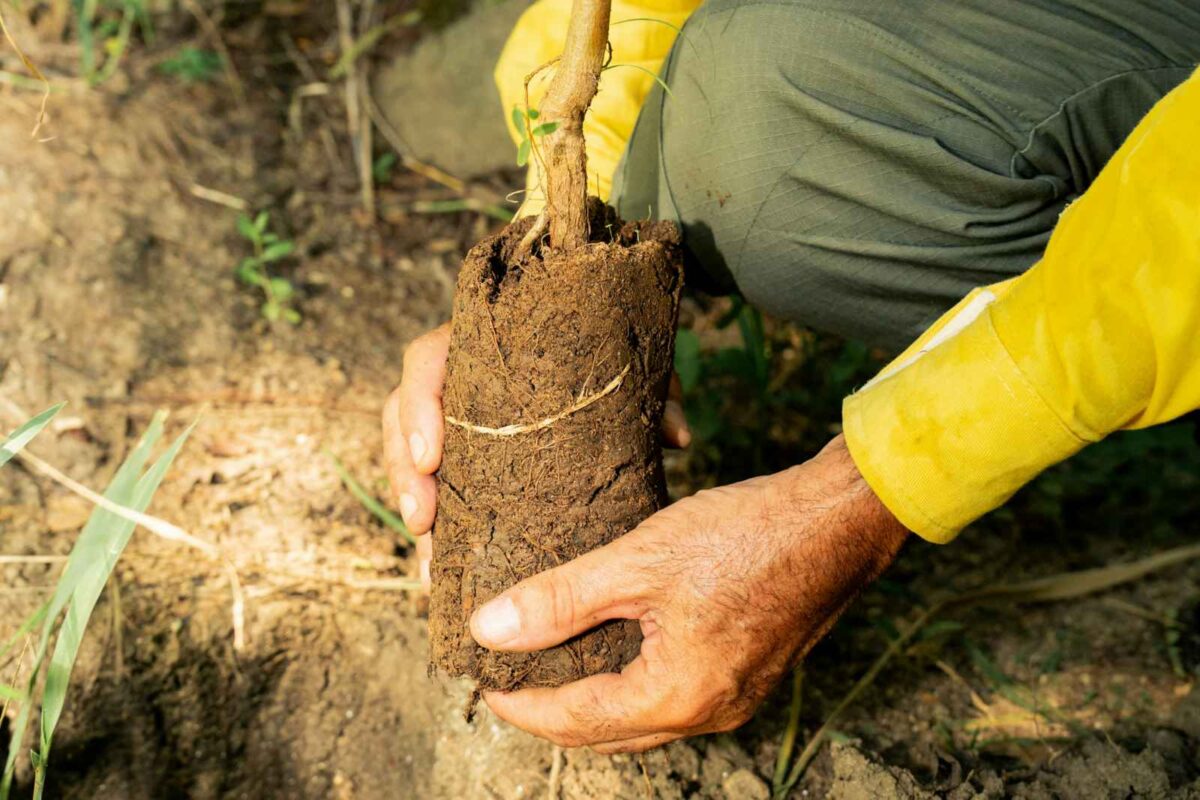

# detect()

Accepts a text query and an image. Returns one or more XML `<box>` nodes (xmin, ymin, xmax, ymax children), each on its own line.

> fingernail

<box><xmin>419</xmin><ymin>558</ymin><xmax>431</xmax><ymax>585</ymax></box>
<box><xmin>399</xmin><ymin>493</ymin><xmax>418</xmax><ymax>522</ymax></box>
<box><xmin>474</xmin><ymin>596</ymin><xmax>521</xmax><ymax>646</ymax></box>
<box><xmin>408</xmin><ymin>432</ymin><xmax>427</xmax><ymax>467</ymax></box>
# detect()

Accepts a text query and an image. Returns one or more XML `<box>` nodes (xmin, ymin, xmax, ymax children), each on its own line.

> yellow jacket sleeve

<box><xmin>843</xmin><ymin>68</ymin><xmax>1200</xmax><ymax>544</ymax></box>
<box><xmin>494</xmin><ymin>0</ymin><xmax>700</xmax><ymax>214</ymax></box>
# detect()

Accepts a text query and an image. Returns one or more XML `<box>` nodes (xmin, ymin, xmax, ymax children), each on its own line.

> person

<box><xmin>382</xmin><ymin>0</ymin><xmax>1200</xmax><ymax>753</ymax></box>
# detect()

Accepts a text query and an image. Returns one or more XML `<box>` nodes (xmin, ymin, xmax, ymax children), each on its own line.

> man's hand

<box><xmin>383</xmin><ymin>324</ymin><xmax>451</xmax><ymax>586</ymax></box>
<box><xmin>383</xmin><ymin>324</ymin><xmax>907</xmax><ymax>751</ymax></box>
<box><xmin>470</xmin><ymin>435</ymin><xmax>907</xmax><ymax>752</ymax></box>
<box><xmin>383</xmin><ymin>323</ymin><xmax>690</xmax><ymax>590</ymax></box>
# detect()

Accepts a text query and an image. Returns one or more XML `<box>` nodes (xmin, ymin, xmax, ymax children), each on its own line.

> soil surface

<box><xmin>1</xmin><ymin>5</ymin><xmax>1199</xmax><ymax>799</ymax></box>
<box><xmin>431</xmin><ymin>208</ymin><xmax>681</xmax><ymax>691</ymax></box>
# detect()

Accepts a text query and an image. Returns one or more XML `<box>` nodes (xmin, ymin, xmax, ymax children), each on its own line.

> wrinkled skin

<box><xmin>384</xmin><ymin>323</ymin><xmax>908</xmax><ymax>752</ymax></box>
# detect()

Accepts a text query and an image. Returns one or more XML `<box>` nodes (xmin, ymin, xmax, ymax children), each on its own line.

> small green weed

<box><xmin>511</xmin><ymin>105</ymin><xmax>558</xmax><ymax>167</ymax></box>
<box><xmin>78</xmin><ymin>0</ymin><xmax>152</xmax><ymax>85</ymax></box>
<box><xmin>327</xmin><ymin>451</ymin><xmax>415</xmax><ymax>546</ymax></box>
<box><xmin>158</xmin><ymin>47</ymin><xmax>222</xmax><ymax>83</ymax></box>
<box><xmin>372</xmin><ymin>151</ymin><xmax>398</xmax><ymax>184</ymax></box>
<box><xmin>235</xmin><ymin>211</ymin><xmax>300</xmax><ymax>324</ymax></box>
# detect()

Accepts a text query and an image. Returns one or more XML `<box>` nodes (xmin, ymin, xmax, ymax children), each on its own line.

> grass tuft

<box><xmin>0</xmin><ymin>410</ymin><xmax>192</xmax><ymax>799</ymax></box>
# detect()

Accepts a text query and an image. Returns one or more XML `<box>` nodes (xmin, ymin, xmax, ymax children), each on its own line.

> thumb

<box><xmin>469</xmin><ymin>541</ymin><xmax>647</xmax><ymax>652</ymax></box>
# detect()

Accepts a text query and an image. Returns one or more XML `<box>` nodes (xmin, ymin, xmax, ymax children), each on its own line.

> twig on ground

<box><xmin>638</xmin><ymin>753</ymin><xmax>653</xmax><ymax>799</ymax></box>
<box><xmin>0</xmin><ymin>556</ymin><xmax>66</xmax><ymax>565</ymax></box>
<box><xmin>334</xmin><ymin>0</ymin><xmax>373</xmax><ymax>219</ymax></box>
<box><xmin>331</xmin><ymin>9</ymin><xmax>418</xmax><ymax>78</ymax></box>
<box><xmin>189</xmin><ymin>183</ymin><xmax>248</xmax><ymax>211</ymax></box>
<box><xmin>83</xmin><ymin>391</ymin><xmax>380</xmax><ymax>417</ymax></box>
<box><xmin>0</xmin><ymin>4</ymin><xmax>50</xmax><ymax>139</ymax></box>
<box><xmin>15</xmin><ymin>447</ymin><xmax>214</xmax><ymax>555</ymax></box>
<box><xmin>547</xmin><ymin>745</ymin><xmax>564</xmax><ymax>800</ymax></box>
<box><xmin>257</xmin><ymin>566</ymin><xmax>420</xmax><ymax>593</ymax></box>
<box><xmin>287</xmin><ymin>82</ymin><xmax>331</xmax><ymax>137</ymax></box>
<box><xmin>364</xmin><ymin>92</ymin><xmax>475</xmax><ymax>196</ymax></box>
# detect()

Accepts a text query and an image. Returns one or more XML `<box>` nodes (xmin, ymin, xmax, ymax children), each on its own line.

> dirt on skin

<box><xmin>431</xmin><ymin>205</ymin><xmax>682</xmax><ymax>690</ymax></box>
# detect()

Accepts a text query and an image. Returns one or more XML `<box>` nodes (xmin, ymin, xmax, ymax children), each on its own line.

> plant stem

<box><xmin>536</xmin><ymin>0</ymin><xmax>610</xmax><ymax>252</ymax></box>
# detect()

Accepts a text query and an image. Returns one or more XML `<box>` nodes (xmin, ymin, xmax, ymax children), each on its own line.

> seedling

<box><xmin>511</xmin><ymin>105</ymin><xmax>558</xmax><ymax>167</ymax></box>
<box><xmin>431</xmin><ymin>0</ymin><xmax>685</xmax><ymax>694</ymax></box>
<box><xmin>235</xmin><ymin>211</ymin><xmax>301</xmax><ymax>324</ymax></box>
<box><xmin>158</xmin><ymin>47</ymin><xmax>222</xmax><ymax>83</ymax></box>
<box><xmin>372</xmin><ymin>151</ymin><xmax>398</xmax><ymax>184</ymax></box>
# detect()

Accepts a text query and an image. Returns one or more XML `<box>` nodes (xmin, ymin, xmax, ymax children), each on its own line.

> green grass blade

<box><xmin>772</xmin><ymin>668</ymin><xmax>804</xmax><ymax>795</ymax></box>
<box><xmin>409</xmin><ymin>198</ymin><xmax>515</xmax><ymax>223</ymax></box>
<box><xmin>1</xmin><ymin>404</ymin><xmax>64</xmax><ymax>468</ymax></box>
<box><xmin>36</xmin><ymin>422</ymin><xmax>195</xmax><ymax>792</ymax></box>
<box><xmin>2</xmin><ymin>412</ymin><xmax>168</xmax><ymax>798</ymax></box>
<box><xmin>327</xmin><ymin>451</ymin><xmax>415</xmax><ymax>545</ymax></box>
<box><xmin>0</xmin><ymin>601</ymin><xmax>49</xmax><ymax>663</ymax></box>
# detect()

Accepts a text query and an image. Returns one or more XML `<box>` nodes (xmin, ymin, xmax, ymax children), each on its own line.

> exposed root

<box><xmin>445</xmin><ymin>363</ymin><xmax>630</xmax><ymax>437</ymax></box>
<box><xmin>517</xmin><ymin>211</ymin><xmax>549</xmax><ymax>256</ymax></box>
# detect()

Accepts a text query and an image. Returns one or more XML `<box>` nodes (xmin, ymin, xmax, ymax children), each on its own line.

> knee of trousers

<box><xmin>631</xmin><ymin>0</ymin><xmax>1061</xmax><ymax>347</ymax></box>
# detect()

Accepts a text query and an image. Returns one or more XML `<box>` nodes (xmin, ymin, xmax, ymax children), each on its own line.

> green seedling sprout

<box><xmin>235</xmin><ymin>211</ymin><xmax>301</xmax><ymax>324</ymax></box>
<box><xmin>158</xmin><ymin>47</ymin><xmax>223</xmax><ymax>83</ymax></box>
<box><xmin>512</xmin><ymin>105</ymin><xmax>559</xmax><ymax>167</ymax></box>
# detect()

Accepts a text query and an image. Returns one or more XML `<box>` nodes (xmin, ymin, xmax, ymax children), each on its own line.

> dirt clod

<box><xmin>722</xmin><ymin>767</ymin><xmax>770</xmax><ymax>800</ymax></box>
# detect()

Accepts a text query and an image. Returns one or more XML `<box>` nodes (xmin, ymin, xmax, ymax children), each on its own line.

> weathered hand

<box><xmin>382</xmin><ymin>324</ymin><xmax>690</xmax><ymax>590</ymax></box>
<box><xmin>470</xmin><ymin>435</ymin><xmax>908</xmax><ymax>752</ymax></box>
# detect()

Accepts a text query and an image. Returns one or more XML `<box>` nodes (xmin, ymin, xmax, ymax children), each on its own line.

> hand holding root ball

<box><xmin>383</xmin><ymin>321</ymin><xmax>691</xmax><ymax>591</ymax></box>
<box><xmin>384</xmin><ymin>324</ymin><xmax>908</xmax><ymax>752</ymax></box>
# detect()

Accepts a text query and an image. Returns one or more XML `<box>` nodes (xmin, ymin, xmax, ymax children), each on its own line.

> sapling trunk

<box><xmin>429</xmin><ymin>0</ymin><xmax>683</xmax><ymax>692</ymax></box>
<box><xmin>532</xmin><ymin>0</ymin><xmax>610</xmax><ymax>251</ymax></box>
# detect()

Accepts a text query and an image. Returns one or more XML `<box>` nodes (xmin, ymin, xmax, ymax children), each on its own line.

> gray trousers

<box><xmin>612</xmin><ymin>0</ymin><xmax>1200</xmax><ymax>349</ymax></box>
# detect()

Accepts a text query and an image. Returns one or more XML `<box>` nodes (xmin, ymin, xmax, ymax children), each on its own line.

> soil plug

<box><xmin>429</xmin><ymin>0</ymin><xmax>683</xmax><ymax>691</ymax></box>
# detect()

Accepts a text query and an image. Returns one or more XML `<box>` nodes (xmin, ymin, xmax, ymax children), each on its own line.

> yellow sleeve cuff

<box><xmin>843</xmin><ymin>305</ymin><xmax>1091</xmax><ymax>543</ymax></box>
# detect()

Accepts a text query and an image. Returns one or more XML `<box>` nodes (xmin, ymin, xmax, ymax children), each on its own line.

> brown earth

<box><xmin>431</xmin><ymin>207</ymin><xmax>681</xmax><ymax>691</ymax></box>
<box><xmin>1</xmin><ymin>5</ymin><xmax>1199</xmax><ymax>799</ymax></box>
